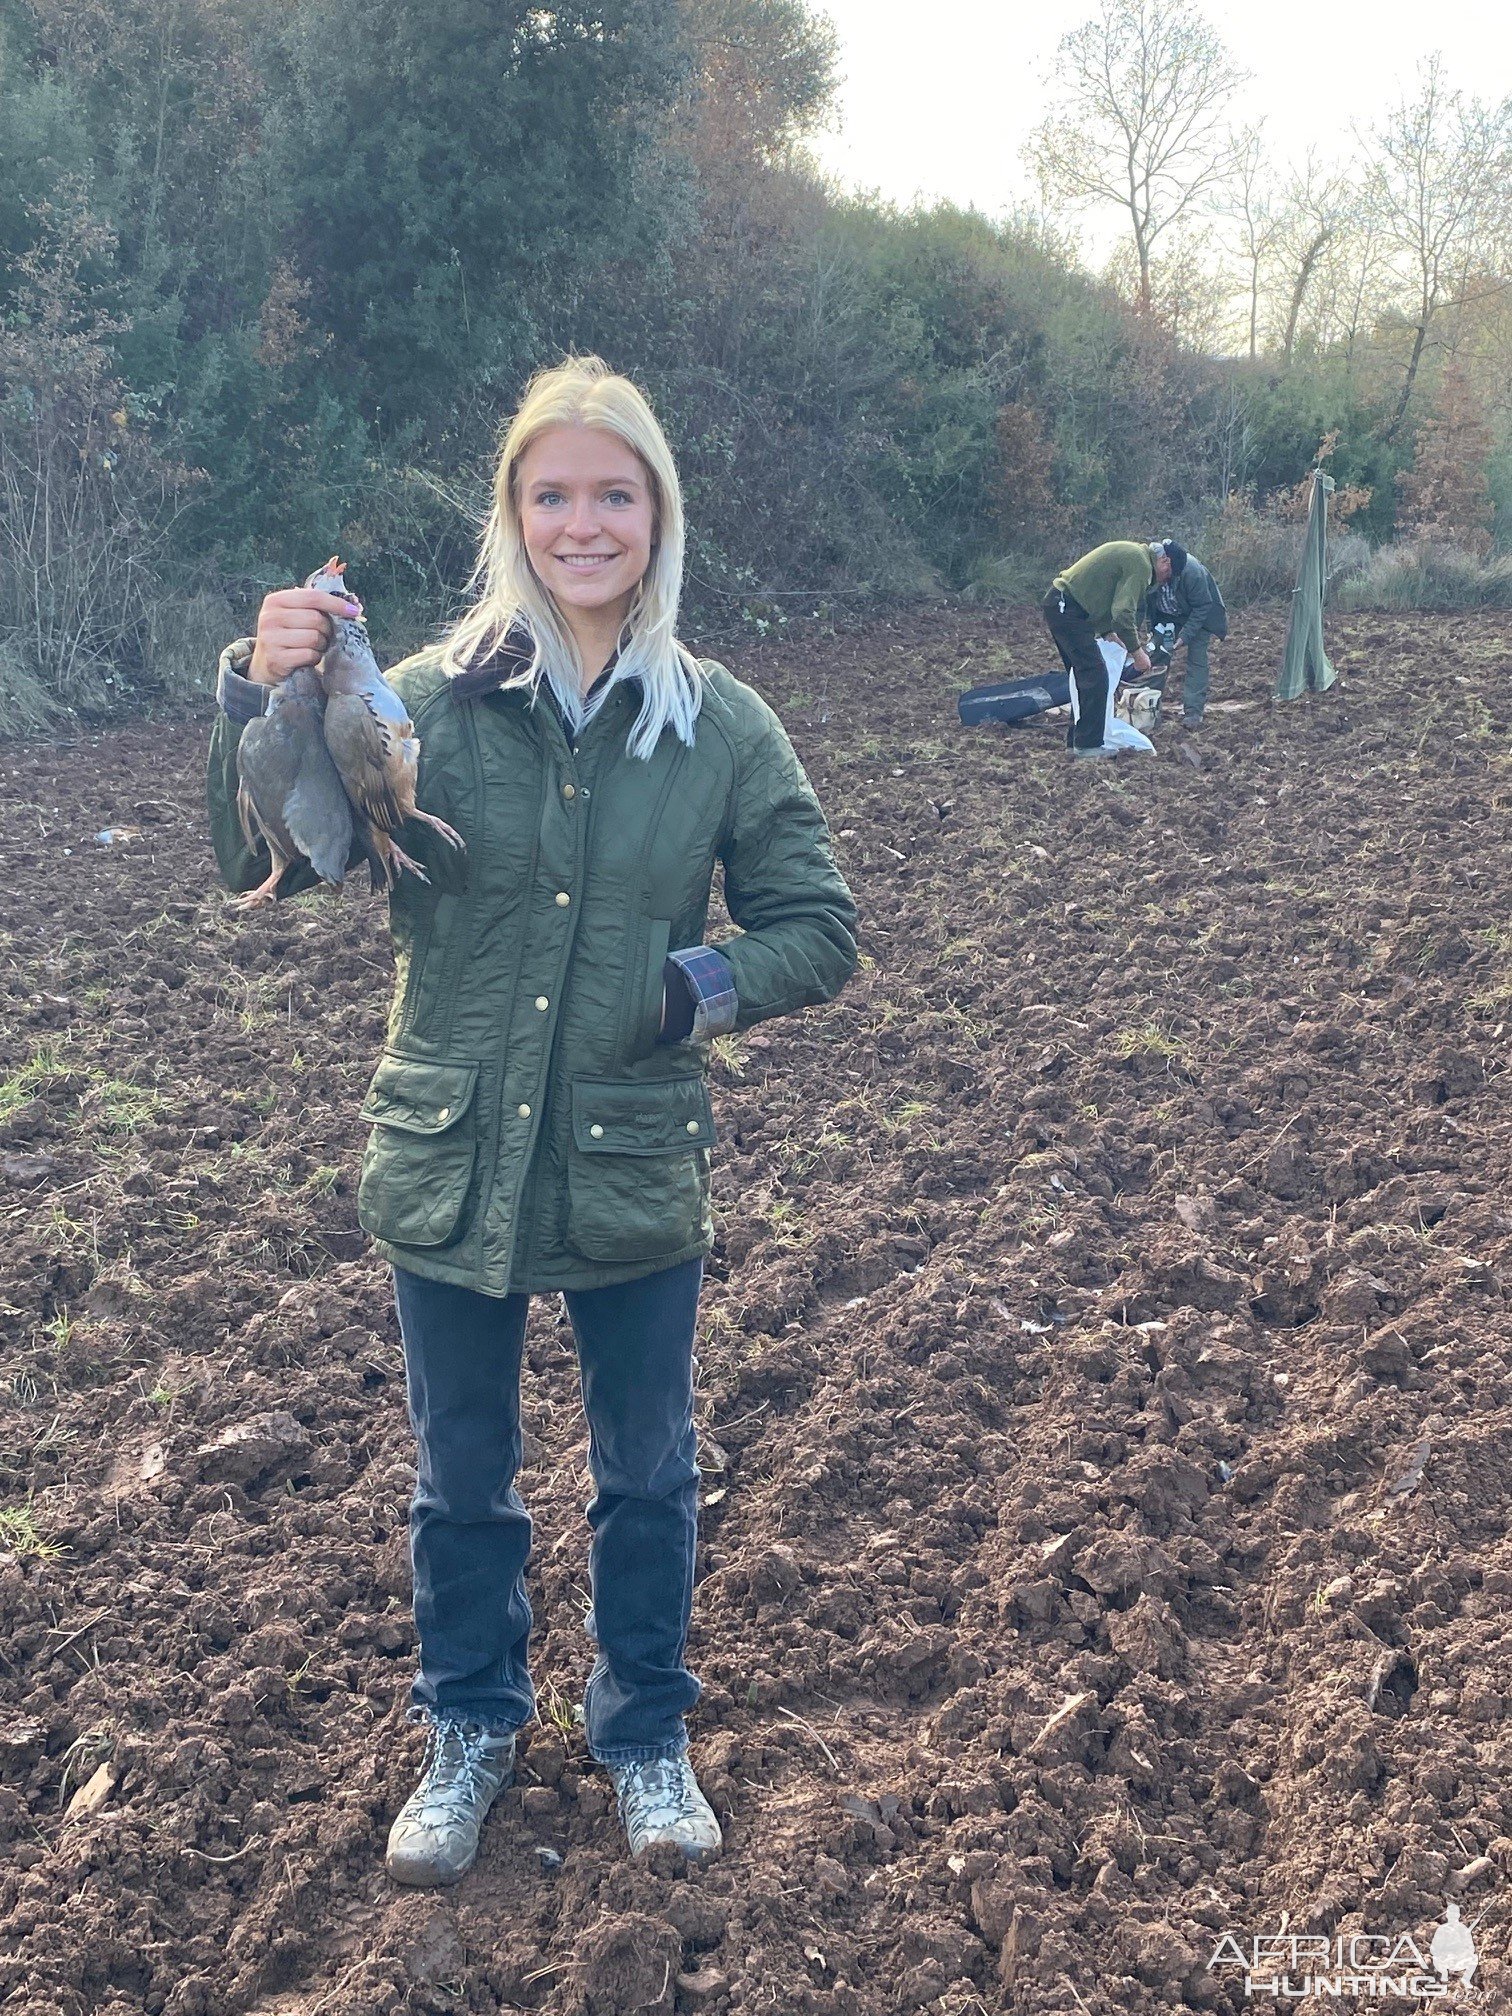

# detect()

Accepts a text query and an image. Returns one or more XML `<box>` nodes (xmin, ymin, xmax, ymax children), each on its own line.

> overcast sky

<box><xmin>807</xmin><ymin>0</ymin><xmax>1510</xmax><ymax>257</ymax></box>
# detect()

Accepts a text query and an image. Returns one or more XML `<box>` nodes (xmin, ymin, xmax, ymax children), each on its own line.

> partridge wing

<box><xmin>321</xmin><ymin>689</ymin><xmax>412</xmax><ymax>838</ymax></box>
<box><xmin>236</xmin><ymin>711</ymin><xmax>307</xmax><ymax>870</ymax></box>
<box><xmin>280</xmin><ymin>735</ymin><xmax>355</xmax><ymax>885</ymax></box>
<box><xmin>237</xmin><ymin>681</ymin><xmax>355</xmax><ymax>886</ymax></box>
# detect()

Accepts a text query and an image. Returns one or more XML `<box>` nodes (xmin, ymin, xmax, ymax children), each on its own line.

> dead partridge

<box><xmin>233</xmin><ymin>665</ymin><xmax>355</xmax><ymax>910</ymax></box>
<box><xmin>307</xmin><ymin>558</ymin><xmax>464</xmax><ymax>887</ymax></box>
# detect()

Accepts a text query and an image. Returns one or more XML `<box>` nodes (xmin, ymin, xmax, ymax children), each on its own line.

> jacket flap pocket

<box><xmin>571</xmin><ymin>1076</ymin><xmax>715</xmax><ymax>1154</ymax></box>
<box><xmin>359</xmin><ymin>1055</ymin><xmax>478</xmax><ymax>1135</ymax></box>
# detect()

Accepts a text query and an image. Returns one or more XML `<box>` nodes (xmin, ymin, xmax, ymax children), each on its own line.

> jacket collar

<box><xmin>448</xmin><ymin>623</ymin><xmax>535</xmax><ymax>700</ymax></box>
<box><xmin>449</xmin><ymin>623</ymin><xmax>634</xmax><ymax>707</ymax></box>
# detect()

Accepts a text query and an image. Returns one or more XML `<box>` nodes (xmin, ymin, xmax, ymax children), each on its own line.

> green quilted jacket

<box><xmin>206</xmin><ymin>641</ymin><xmax>858</xmax><ymax>1293</ymax></box>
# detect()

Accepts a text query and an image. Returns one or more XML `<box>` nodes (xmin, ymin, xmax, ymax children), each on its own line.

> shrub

<box><xmin>1396</xmin><ymin>364</ymin><xmax>1495</xmax><ymax>556</ymax></box>
<box><xmin>144</xmin><ymin>586</ymin><xmax>241</xmax><ymax>706</ymax></box>
<box><xmin>0</xmin><ymin>181</ymin><xmax>198</xmax><ymax>724</ymax></box>
<box><xmin>1334</xmin><ymin>543</ymin><xmax>1512</xmax><ymax>611</ymax></box>
<box><xmin>1201</xmin><ymin>494</ymin><xmax>1301</xmax><ymax>600</ymax></box>
<box><xmin>1198</xmin><ymin>488</ymin><xmax>1371</xmax><ymax>604</ymax></box>
<box><xmin>962</xmin><ymin>551</ymin><xmax>1047</xmax><ymax>604</ymax></box>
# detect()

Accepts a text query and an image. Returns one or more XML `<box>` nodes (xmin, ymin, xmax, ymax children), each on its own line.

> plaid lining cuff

<box><xmin>661</xmin><ymin>946</ymin><xmax>738</xmax><ymax>1046</ymax></box>
<box><xmin>215</xmin><ymin>639</ymin><xmax>269</xmax><ymax>724</ymax></box>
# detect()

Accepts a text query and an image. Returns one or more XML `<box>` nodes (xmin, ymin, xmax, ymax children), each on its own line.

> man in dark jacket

<box><xmin>1145</xmin><ymin>546</ymin><xmax>1228</xmax><ymax>728</ymax></box>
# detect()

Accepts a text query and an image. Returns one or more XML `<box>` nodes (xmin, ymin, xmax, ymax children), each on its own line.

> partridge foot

<box><xmin>230</xmin><ymin>869</ymin><xmax>286</xmax><ymax>911</ymax></box>
<box><xmin>375</xmin><ymin>836</ymin><xmax>432</xmax><ymax>887</ymax></box>
<box><xmin>411</xmin><ymin>810</ymin><xmax>465</xmax><ymax>851</ymax></box>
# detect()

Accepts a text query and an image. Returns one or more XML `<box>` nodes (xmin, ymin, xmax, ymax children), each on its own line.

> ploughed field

<box><xmin>2</xmin><ymin>607</ymin><xmax>1510</xmax><ymax>2016</ymax></box>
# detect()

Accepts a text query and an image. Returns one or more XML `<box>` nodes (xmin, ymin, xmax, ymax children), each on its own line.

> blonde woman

<box><xmin>207</xmin><ymin>357</ymin><xmax>858</xmax><ymax>1884</ymax></box>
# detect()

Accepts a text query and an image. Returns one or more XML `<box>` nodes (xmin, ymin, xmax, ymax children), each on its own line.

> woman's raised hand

<box><xmin>248</xmin><ymin>584</ymin><xmax>363</xmax><ymax>687</ymax></box>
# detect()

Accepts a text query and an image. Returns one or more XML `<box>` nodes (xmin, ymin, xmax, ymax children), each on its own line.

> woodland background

<box><xmin>2</xmin><ymin>0</ymin><xmax>1510</xmax><ymax>725</ymax></box>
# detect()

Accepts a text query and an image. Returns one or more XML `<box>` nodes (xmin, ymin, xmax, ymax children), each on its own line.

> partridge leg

<box><xmin>230</xmin><ymin>849</ymin><xmax>294</xmax><ymax>912</ymax></box>
<box><xmin>374</xmin><ymin>833</ymin><xmax>432</xmax><ymax>887</ymax></box>
<box><xmin>408</xmin><ymin>809</ymin><xmax>465</xmax><ymax>851</ymax></box>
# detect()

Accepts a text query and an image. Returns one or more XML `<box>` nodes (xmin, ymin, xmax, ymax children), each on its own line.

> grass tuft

<box><xmin>0</xmin><ymin>1502</ymin><xmax>64</xmax><ymax>1562</ymax></box>
<box><xmin>1111</xmin><ymin>1022</ymin><xmax>1190</xmax><ymax>1063</ymax></box>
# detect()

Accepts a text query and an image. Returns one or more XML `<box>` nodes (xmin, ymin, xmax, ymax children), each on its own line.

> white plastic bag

<box><xmin>1066</xmin><ymin>639</ymin><xmax>1155</xmax><ymax>754</ymax></box>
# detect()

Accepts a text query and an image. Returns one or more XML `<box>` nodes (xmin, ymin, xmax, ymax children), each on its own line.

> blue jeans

<box><xmin>393</xmin><ymin>1259</ymin><xmax>703</xmax><ymax>1764</ymax></box>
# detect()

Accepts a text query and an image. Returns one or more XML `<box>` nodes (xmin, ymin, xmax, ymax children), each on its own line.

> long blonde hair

<box><xmin>439</xmin><ymin>355</ymin><xmax>704</xmax><ymax>758</ymax></box>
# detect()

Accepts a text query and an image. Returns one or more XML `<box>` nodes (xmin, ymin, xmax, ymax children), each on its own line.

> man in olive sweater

<box><xmin>1043</xmin><ymin>540</ymin><xmax>1174</xmax><ymax>758</ymax></box>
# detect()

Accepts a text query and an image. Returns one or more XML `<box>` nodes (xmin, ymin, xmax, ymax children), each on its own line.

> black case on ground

<box><xmin>957</xmin><ymin>672</ymin><xmax>1071</xmax><ymax>726</ymax></box>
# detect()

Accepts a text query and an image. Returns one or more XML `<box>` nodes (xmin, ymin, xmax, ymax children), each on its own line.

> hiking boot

<box><xmin>386</xmin><ymin>1719</ymin><xmax>516</xmax><ymax>1887</ymax></box>
<box><xmin>1181</xmin><ymin>714</ymin><xmax>1204</xmax><ymax>730</ymax></box>
<box><xmin>1070</xmin><ymin>743</ymin><xmax>1117</xmax><ymax>761</ymax></box>
<box><xmin>607</xmin><ymin>1754</ymin><xmax>723</xmax><ymax>1863</ymax></box>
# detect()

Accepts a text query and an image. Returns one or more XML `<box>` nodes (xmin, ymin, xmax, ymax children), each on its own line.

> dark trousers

<box><xmin>1179</xmin><ymin>628</ymin><xmax>1213</xmax><ymax>719</ymax></box>
<box><xmin>393</xmin><ymin>1258</ymin><xmax>703</xmax><ymax>1764</ymax></box>
<box><xmin>1043</xmin><ymin>587</ymin><xmax>1109</xmax><ymax>750</ymax></box>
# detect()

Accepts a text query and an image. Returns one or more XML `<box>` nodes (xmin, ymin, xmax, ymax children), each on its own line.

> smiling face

<box><xmin>517</xmin><ymin>424</ymin><xmax>656</xmax><ymax>634</ymax></box>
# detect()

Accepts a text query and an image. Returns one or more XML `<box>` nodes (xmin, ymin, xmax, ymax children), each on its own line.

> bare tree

<box><xmin>1228</xmin><ymin>125</ymin><xmax>1279</xmax><ymax>359</ymax></box>
<box><xmin>1270</xmin><ymin>151</ymin><xmax>1355</xmax><ymax>363</ymax></box>
<box><xmin>1026</xmin><ymin>0</ymin><xmax>1247</xmax><ymax>315</ymax></box>
<box><xmin>1322</xmin><ymin>207</ymin><xmax>1392</xmax><ymax>365</ymax></box>
<box><xmin>1106</xmin><ymin>230</ymin><xmax>1229</xmax><ymax>352</ymax></box>
<box><xmin>1364</xmin><ymin>56</ymin><xmax>1512</xmax><ymax>438</ymax></box>
<box><xmin>1210</xmin><ymin>374</ymin><xmax>1253</xmax><ymax>500</ymax></box>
